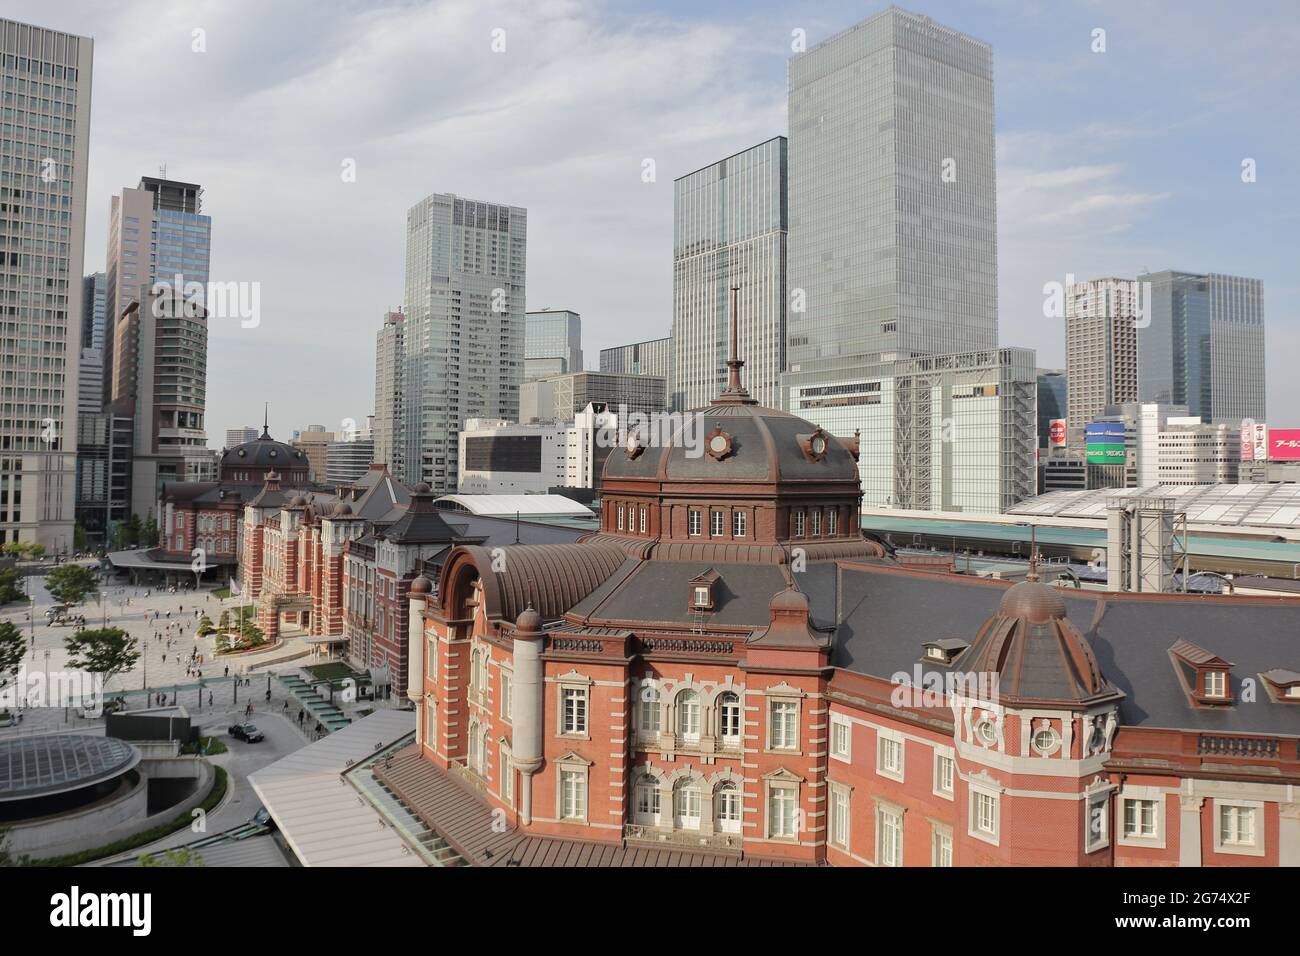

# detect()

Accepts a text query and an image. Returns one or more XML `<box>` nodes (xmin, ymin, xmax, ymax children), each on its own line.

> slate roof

<box><xmin>566</xmin><ymin>560</ymin><xmax>794</xmax><ymax>628</ymax></box>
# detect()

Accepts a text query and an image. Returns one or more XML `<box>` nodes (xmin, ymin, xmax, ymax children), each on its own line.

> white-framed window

<box><xmin>1123</xmin><ymin>799</ymin><xmax>1158</xmax><ymax>839</ymax></box>
<box><xmin>829</xmin><ymin>784</ymin><xmax>851</xmax><ymax>850</ymax></box>
<box><xmin>718</xmin><ymin>692</ymin><xmax>742</xmax><ymax>745</ymax></box>
<box><xmin>638</xmin><ymin>684</ymin><xmax>661</xmax><ymax>737</ymax></box>
<box><xmin>714</xmin><ymin>782</ymin><xmax>742</xmax><ymax>834</ymax></box>
<box><xmin>499</xmin><ymin>744</ymin><xmax>514</xmax><ymax>806</ymax></box>
<box><xmin>876</xmin><ymin>804</ymin><xmax>903</xmax><ymax>867</ymax></box>
<box><xmin>792</xmin><ymin>510</ymin><xmax>805</xmax><ymax>537</ymax></box>
<box><xmin>467</xmin><ymin>721</ymin><xmax>486</xmax><ymax>776</ymax></box>
<box><xmin>732</xmin><ymin>510</ymin><xmax>747</xmax><ymax>537</ymax></box>
<box><xmin>470</xmin><ymin>647</ymin><xmax>488</xmax><ymax>702</ymax></box>
<box><xmin>970</xmin><ymin>786</ymin><xmax>1000</xmax><ymax>845</ymax></box>
<box><xmin>932</xmin><ymin>825</ymin><xmax>953</xmax><ymax>867</ymax></box>
<box><xmin>1086</xmin><ymin>792</ymin><xmax>1110</xmax><ymax>852</ymax></box>
<box><xmin>710</xmin><ymin>510</ymin><xmax>724</xmax><ymax>536</ymax></box>
<box><xmin>425</xmin><ymin>700</ymin><xmax>437</xmax><ymax>748</ymax></box>
<box><xmin>830</xmin><ymin>715</ymin><xmax>852</xmax><ymax>762</ymax></box>
<box><xmin>673</xmin><ymin>779</ymin><xmax>702</xmax><ymax>830</ymax></box>
<box><xmin>933</xmin><ymin>750</ymin><xmax>955</xmax><ymax>799</ymax></box>
<box><xmin>974</xmin><ymin>717</ymin><xmax>999</xmax><ymax>748</ymax></box>
<box><xmin>1214</xmin><ymin>800</ymin><xmax>1263</xmax><ymax>856</ymax></box>
<box><xmin>634</xmin><ymin>774</ymin><xmax>660</xmax><ymax>825</ymax></box>
<box><xmin>692</xmin><ymin>586</ymin><xmax>710</xmax><ymax>608</ymax></box>
<box><xmin>560</xmin><ymin>686</ymin><xmax>587</xmax><ymax>736</ymax></box>
<box><xmin>877</xmin><ymin>732</ymin><xmax>904</xmax><ymax>782</ymax></box>
<box><xmin>811</xmin><ymin>510</ymin><xmax>821</xmax><ymax>536</ymax></box>
<box><xmin>639</xmin><ymin>507</ymin><xmax>647</xmax><ymax>534</ymax></box>
<box><xmin>828</xmin><ymin>509</ymin><xmax>838</xmax><ymax>535</ymax></box>
<box><xmin>768</xmin><ymin>699</ymin><xmax>799</xmax><ymax>750</ymax></box>
<box><xmin>559</xmin><ymin>768</ymin><xmax>587</xmax><ymax>821</ymax></box>
<box><xmin>767</xmin><ymin>785</ymin><xmax>798</xmax><ymax>839</ymax></box>
<box><xmin>499</xmin><ymin>670</ymin><xmax>512</xmax><ymax>722</ymax></box>
<box><xmin>616</xmin><ymin>504</ymin><xmax>624</xmax><ymax>530</ymax></box>
<box><xmin>1032</xmin><ymin>725</ymin><xmax>1060</xmax><ymax>756</ymax></box>
<box><xmin>426</xmin><ymin>636</ymin><xmax>437</xmax><ymax>679</ymax></box>
<box><xmin>687</xmin><ymin>509</ymin><xmax>701</xmax><ymax>536</ymax></box>
<box><xmin>1205</xmin><ymin>670</ymin><xmax>1227</xmax><ymax>699</ymax></box>
<box><xmin>676</xmin><ymin>690</ymin><xmax>701</xmax><ymax>743</ymax></box>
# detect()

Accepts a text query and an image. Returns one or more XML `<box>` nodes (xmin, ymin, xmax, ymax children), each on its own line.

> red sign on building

<box><xmin>1268</xmin><ymin>428</ymin><xmax>1300</xmax><ymax>461</ymax></box>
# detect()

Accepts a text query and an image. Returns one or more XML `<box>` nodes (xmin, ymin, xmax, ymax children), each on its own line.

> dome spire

<box><xmin>717</xmin><ymin>286</ymin><xmax>757</xmax><ymax>405</ymax></box>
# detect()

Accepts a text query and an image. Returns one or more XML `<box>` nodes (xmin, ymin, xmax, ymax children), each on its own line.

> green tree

<box><xmin>0</xmin><ymin>621</ymin><xmax>23</xmax><ymax>698</ymax></box>
<box><xmin>26</xmin><ymin>543</ymin><xmax>45</xmax><ymax>560</ymax></box>
<box><xmin>196</xmin><ymin>615</ymin><xmax>215</xmax><ymax>637</ymax></box>
<box><xmin>45</xmin><ymin>564</ymin><xmax>98</xmax><ymax>606</ymax></box>
<box><xmin>139</xmin><ymin>847</ymin><xmax>205</xmax><ymax>868</ymax></box>
<box><xmin>125</xmin><ymin>514</ymin><xmax>143</xmax><ymax>547</ymax></box>
<box><xmin>73</xmin><ymin>524</ymin><xmax>88</xmax><ymax>552</ymax></box>
<box><xmin>218</xmin><ymin>609</ymin><xmax>230</xmax><ymax>630</ymax></box>
<box><xmin>0</xmin><ymin>567</ymin><xmax>22</xmax><ymax>605</ymax></box>
<box><xmin>63</xmin><ymin>627</ymin><xmax>139</xmax><ymax>689</ymax></box>
<box><xmin>141</xmin><ymin>515</ymin><xmax>159</xmax><ymax>549</ymax></box>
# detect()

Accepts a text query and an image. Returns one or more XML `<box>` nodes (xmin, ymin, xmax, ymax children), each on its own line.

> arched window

<box><xmin>715</xmin><ymin>782</ymin><xmax>742</xmax><ymax>834</ymax></box>
<box><xmin>468</xmin><ymin>720</ymin><xmax>484</xmax><ymax>775</ymax></box>
<box><xmin>673</xmin><ymin>778</ymin><xmax>702</xmax><ymax>830</ymax></box>
<box><xmin>634</xmin><ymin>774</ymin><xmax>661</xmax><ymax>825</ymax></box>
<box><xmin>676</xmin><ymin>690</ymin><xmax>701</xmax><ymax>743</ymax></box>
<box><xmin>471</xmin><ymin>647</ymin><xmax>488</xmax><ymax>700</ymax></box>
<box><xmin>638</xmin><ymin>684</ymin><xmax>661</xmax><ymax>737</ymax></box>
<box><xmin>718</xmin><ymin>692</ymin><xmax>742</xmax><ymax>746</ymax></box>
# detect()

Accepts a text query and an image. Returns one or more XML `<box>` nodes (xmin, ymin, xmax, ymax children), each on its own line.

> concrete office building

<box><xmin>326</xmin><ymin>436</ymin><xmax>376</xmax><ymax>486</ymax></box>
<box><xmin>1036</xmin><ymin>369</ymin><xmax>1068</xmax><ymax>448</ymax></box>
<box><xmin>373</xmin><ymin>310</ymin><xmax>405</xmax><ymax>477</ymax></box>
<box><xmin>224</xmin><ymin>426</ymin><xmax>258</xmax><ymax>448</ymax></box>
<box><xmin>402</xmin><ymin>194</ymin><xmax>526</xmax><ymax>492</ymax></box>
<box><xmin>0</xmin><ymin>19</ymin><xmax>93</xmax><ymax>550</ymax></box>
<box><xmin>784</xmin><ymin>347</ymin><xmax>1037</xmax><ymax>513</ymax></box>
<box><xmin>521</xmin><ymin>371</ymin><xmax>667</xmax><ymax>425</ymax></box>
<box><xmin>1065</xmin><ymin>277</ymin><xmax>1140</xmax><ymax>432</ymax></box>
<box><xmin>291</xmin><ymin>429</ymin><xmax>335</xmax><ymax>482</ymax></box>
<box><xmin>673</xmin><ymin>137</ymin><xmax>787</xmax><ymax>410</ymax></box>
<box><xmin>525</xmin><ymin>309</ymin><xmax>582</xmax><ymax>383</ymax></box>
<box><xmin>1138</xmin><ymin>271</ymin><xmax>1265</xmax><ymax>424</ymax></box>
<box><xmin>457</xmin><ymin>404</ymin><xmax>615</xmax><ymax>495</ymax></box>
<box><xmin>599</xmin><ymin>336</ymin><xmax>672</xmax><ymax>382</ymax></box>
<box><xmin>82</xmin><ymin>271</ymin><xmax>106</xmax><ymax>350</ymax></box>
<box><xmin>786</xmin><ymin>8</ymin><xmax>997</xmax><ymax>373</ymax></box>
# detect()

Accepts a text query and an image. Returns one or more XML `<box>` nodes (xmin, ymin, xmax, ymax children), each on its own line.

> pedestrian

<box><xmin>297</xmin><ymin>710</ymin><xmax>304</xmax><ymax>726</ymax></box>
<box><xmin>161</xmin><ymin>653</ymin><xmax>166</xmax><ymax>663</ymax></box>
<box><xmin>224</xmin><ymin>665</ymin><xmax>229</xmax><ymax>677</ymax></box>
<box><xmin>208</xmin><ymin>691</ymin><xmax>213</xmax><ymax>706</ymax></box>
<box><xmin>282</xmin><ymin>700</ymin><xmax>288</xmax><ymax>714</ymax></box>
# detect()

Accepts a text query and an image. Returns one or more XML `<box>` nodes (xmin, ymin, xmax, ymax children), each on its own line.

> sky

<box><xmin>15</xmin><ymin>0</ymin><xmax>1300</xmax><ymax>443</ymax></box>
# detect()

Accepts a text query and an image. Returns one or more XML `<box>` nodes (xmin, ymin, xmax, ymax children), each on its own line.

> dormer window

<box><xmin>692</xmin><ymin>586</ymin><xmax>711</xmax><ymax>609</ymax></box>
<box><xmin>1259</xmin><ymin>669</ymin><xmax>1300</xmax><ymax>704</ymax></box>
<box><xmin>688</xmin><ymin>569</ymin><xmax>720</xmax><ymax>611</ymax></box>
<box><xmin>1169</xmin><ymin>639</ymin><xmax>1235</xmax><ymax>707</ymax></box>
<box><xmin>1205</xmin><ymin>670</ymin><xmax>1227</xmax><ymax>699</ymax></box>
<box><xmin>922</xmin><ymin>639</ymin><xmax>969</xmax><ymax>665</ymax></box>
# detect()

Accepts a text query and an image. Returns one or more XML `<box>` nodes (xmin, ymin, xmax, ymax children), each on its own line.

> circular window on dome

<box><xmin>1032</xmin><ymin>726</ymin><xmax>1060</xmax><ymax>756</ymax></box>
<box><xmin>237</xmin><ymin>449</ymin><xmax>246</xmax><ymax>457</ymax></box>
<box><xmin>269</xmin><ymin>449</ymin><xmax>277</xmax><ymax>457</ymax></box>
<box><xmin>705</xmin><ymin>426</ymin><xmax>732</xmax><ymax>461</ymax></box>
<box><xmin>974</xmin><ymin>719</ymin><xmax>998</xmax><ymax>747</ymax></box>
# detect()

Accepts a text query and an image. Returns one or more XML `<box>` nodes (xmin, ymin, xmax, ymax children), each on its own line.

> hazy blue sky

<box><xmin>16</xmin><ymin>0</ymin><xmax>1300</xmax><ymax>442</ymax></box>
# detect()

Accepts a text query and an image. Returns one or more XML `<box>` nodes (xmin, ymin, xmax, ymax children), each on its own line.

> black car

<box><xmin>228</xmin><ymin>722</ymin><xmax>265</xmax><ymax>743</ymax></box>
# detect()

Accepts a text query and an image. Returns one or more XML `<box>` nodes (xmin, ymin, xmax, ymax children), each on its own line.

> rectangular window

<box><xmin>793</xmin><ymin>510</ymin><xmax>805</xmax><ymax>537</ymax></box>
<box><xmin>811</xmin><ymin>510</ymin><xmax>821</xmax><ymax>535</ymax></box>
<box><xmin>1219</xmin><ymin>804</ymin><xmax>1256</xmax><ymax>846</ymax></box>
<box><xmin>768</xmin><ymin>787</ymin><xmax>797</xmax><ymax>839</ymax></box>
<box><xmin>934</xmin><ymin>753</ymin><xmax>954</xmax><ymax>796</ymax></box>
<box><xmin>974</xmin><ymin>792</ymin><xmax>998</xmax><ymax>836</ymax></box>
<box><xmin>932</xmin><ymin>827</ymin><xmax>953</xmax><ymax>867</ymax></box>
<box><xmin>1205</xmin><ymin>670</ymin><xmax>1227</xmax><ymax>698</ymax></box>
<box><xmin>561</xmin><ymin>687</ymin><xmax>587</xmax><ymax>735</ymax></box>
<box><xmin>560</xmin><ymin>769</ymin><xmax>586</xmax><ymax>820</ymax></box>
<box><xmin>877</xmin><ymin>735</ymin><xmax>904</xmax><ymax>780</ymax></box>
<box><xmin>828</xmin><ymin>509</ymin><xmax>838</xmax><ymax>535</ymax></box>
<box><xmin>769</xmin><ymin>700</ymin><xmax>798</xmax><ymax>750</ymax></box>
<box><xmin>639</xmin><ymin>507</ymin><xmax>647</xmax><ymax>533</ymax></box>
<box><xmin>616</xmin><ymin>504</ymin><xmax>624</xmax><ymax>530</ymax></box>
<box><xmin>500</xmin><ymin>671</ymin><xmax>512</xmax><ymax>721</ymax></box>
<box><xmin>830</xmin><ymin>786</ymin><xmax>850</xmax><ymax>850</ymax></box>
<box><xmin>688</xmin><ymin>509</ymin><xmax>701</xmax><ymax>536</ymax></box>
<box><xmin>876</xmin><ymin>806</ymin><xmax>903</xmax><ymax>867</ymax></box>
<box><xmin>426</xmin><ymin>637</ymin><xmax>437</xmax><ymax>679</ymax></box>
<box><xmin>1123</xmin><ymin>799</ymin><xmax>1157</xmax><ymax>838</ymax></box>
<box><xmin>830</xmin><ymin>718</ymin><xmax>851</xmax><ymax>761</ymax></box>
<box><xmin>500</xmin><ymin>749</ymin><xmax>514</xmax><ymax>805</ymax></box>
<box><xmin>732</xmin><ymin>510</ymin><xmax>747</xmax><ymax>537</ymax></box>
<box><xmin>710</xmin><ymin>510</ymin><xmax>724</xmax><ymax>536</ymax></box>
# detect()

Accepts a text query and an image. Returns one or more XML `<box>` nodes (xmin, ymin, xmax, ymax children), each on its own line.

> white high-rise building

<box><xmin>0</xmin><ymin>20</ymin><xmax>93</xmax><ymax>551</ymax></box>
<box><xmin>402</xmin><ymin>194</ymin><xmax>526</xmax><ymax>492</ymax></box>
<box><xmin>1065</xmin><ymin>277</ymin><xmax>1140</xmax><ymax>432</ymax></box>
<box><xmin>673</xmin><ymin>137</ymin><xmax>787</xmax><ymax>410</ymax></box>
<box><xmin>373</xmin><ymin>310</ymin><xmax>405</xmax><ymax>476</ymax></box>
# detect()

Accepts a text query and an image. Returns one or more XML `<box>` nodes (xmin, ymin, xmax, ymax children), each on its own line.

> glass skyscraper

<box><xmin>0</xmin><ymin>19</ymin><xmax>93</xmax><ymax>551</ymax></box>
<box><xmin>402</xmin><ymin>193</ymin><xmax>526</xmax><ymax>492</ymax></box>
<box><xmin>1138</xmin><ymin>270</ymin><xmax>1265</xmax><ymax>424</ymax></box>
<box><xmin>786</xmin><ymin>8</ymin><xmax>997</xmax><ymax>368</ymax></box>
<box><xmin>525</xmin><ymin>308</ymin><xmax>582</xmax><ymax>382</ymax></box>
<box><xmin>673</xmin><ymin>136</ymin><xmax>787</xmax><ymax>410</ymax></box>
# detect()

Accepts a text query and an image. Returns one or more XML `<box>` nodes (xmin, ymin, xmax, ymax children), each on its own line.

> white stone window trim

<box><xmin>556</xmin><ymin>673</ymin><xmax>593</xmax><ymax>740</ymax></box>
<box><xmin>1213</xmin><ymin>798</ymin><xmax>1265</xmax><ymax>857</ymax></box>
<box><xmin>931</xmin><ymin>821</ymin><xmax>954</xmax><ymax>867</ymax></box>
<box><xmin>967</xmin><ymin>775</ymin><xmax>1003</xmax><ymax>846</ymax></box>
<box><xmin>555</xmin><ymin>753</ymin><xmax>592</xmax><ymax>824</ymax></box>
<box><xmin>827</xmin><ymin>780</ymin><xmax>852</xmax><ymax>851</ymax></box>
<box><xmin>763</xmin><ymin>772</ymin><xmax>802</xmax><ymax>842</ymax></box>
<box><xmin>1117</xmin><ymin>785</ymin><xmax>1168</xmax><ymax>849</ymax></box>
<box><xmin>829</xmin><ymin>713</ymin><xmax>852</xmax><ymax>763</ymax></box>
<box><xmin>765</xmin><ymin>693</ymin><xmax>802</xmax><ymax>754</ymax></box>
<box><xmin>874</xmin><ymin>797</ymin><xmax>905</xmax><ymax>867</ymax></box>
<box><xmin>876</xmin><ymin>727</ymin><xmax>905</xmax><ymax>782</ymax></box>
<box><xmin>932</xmin><ymin>745</ymin><xmax>955</xmax><ymax>801</ymax></box>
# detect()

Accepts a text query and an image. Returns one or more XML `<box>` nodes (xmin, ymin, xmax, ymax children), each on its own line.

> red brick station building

<box><xmin>356</xmin><ymin>349</ymin><xmax>1300</xmax><ymax>868</ymax></box>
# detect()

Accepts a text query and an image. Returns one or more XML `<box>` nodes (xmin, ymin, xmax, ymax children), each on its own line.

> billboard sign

<box><xmin>1048</xmin><ymin>420</ymin><xmax>1067</xmax><ymax>446</ymax></box>
<box><xmin>1269</xmin><ymin>428</ymin><xmax>1300</xmax><ymax>461</ymax></box>
<box><xmin>1254</xmin><ymin>422</ymin><xmax>1269</xmax><ymax>462</ymax></box>
<box><xmin>1085</xmin><ymin>421</ymin><xmax>1127</xmax><ymax>465</ymax></box>
<box><xmin>1241</xmin><ymin>421</ymin><xmax>1255</xmax><ymax>461</ymax></box>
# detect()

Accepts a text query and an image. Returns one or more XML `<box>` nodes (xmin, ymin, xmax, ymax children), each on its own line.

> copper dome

<box><xmin>997</xmin><ymin>580</ymin><xmax>1067</xmax><ymax>624</ymax></box>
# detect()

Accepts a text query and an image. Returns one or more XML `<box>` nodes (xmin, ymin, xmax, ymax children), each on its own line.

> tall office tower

<box><xmin>402</xmin><ymin>194</ymin><xmax>526</xmax><ymax>492</ymax></box>
<box><xmin>224</xmin><ymin>426</ymin><xmax>258</xmax><ymax>448</ymax></box>
<box><xmin>373</xmin><ymin>310</ymin><xmax>405</xmax><ymax>476</ymax></box>
<box><xmin>103</xmin><ymin>176</ymin><xmax>211</xmax><ymax>407</ymax></box>
<box><xmin>520</xmin><ymin>370</ymin><xmax>668</xmax><ymax>424</ymax></box>
<box><xmin>82</xmin><ymin>271</ymin><xmax>106</xmax><ymax>349</ymax></box>
<box><xmin>673</xmin><ymin>137</ymin><xmax>787</xmax><ymax>410</ymax></box>
<box><xmin>0</xmin><ymin>20</ymin><xmax>93</xmax><ymax>551</ymax></box>
<box><xmin>1036</xmin><ymin>369</ymin><xmax>1068</xmax><ymax>448</ymax></box>
<box><xmin>1065</xmin><ymin>277</ymin><xmax>1140</xmax><ymax>432</ymax></box>
<box><xmin>109</xmin><ymin>291</ymin><xmax>212</xmax><ymax>516</ymax></box>
<box><xmin>1139</xmin><ymin>271</ymin><xmax>1265</xmax><ymax>424</ymax></box>
<box><xmin>525</xmin><ymin>309</ymin><xmax>582</xmax><ymax>382</ymax></box>
<box><xmin>599</xmin><ymin>336</ymin><xmax>673</xmax><ymax>380</ymax></box>
<box><xmin>786</xmin><ymin>8</ymin><xmax>997</xmax><ymax>370</ymax></box>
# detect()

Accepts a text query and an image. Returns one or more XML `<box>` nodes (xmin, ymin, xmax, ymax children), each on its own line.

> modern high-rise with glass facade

<box><xmin>373</xmin><ymin>309</ymin><xmax>405</xmax><ymax>477</ymax></box>
<box><xmin>673</xmin><ymin>137</ymin><xmax>787</xmax><ymax>410</ymax></box>
<box><xmin>402</xmin><ymin>193</ymin><xmax>526</xmax><ymax>492</ymax></box>
<box><xmin>786</xmin><ymin>8</ymin><xmax>997</xmax><ymax>369</ymax></box>
<box><xmin>599</xmin><ymin>336</ymin><xmax>672</xmax><ymax>381</ymax></box>
<box><xmin>524</xmin><ymin>308</ymin><xmax>582</xmax><ymax>382</ymax></box>
<box><xmin>1065</xmin><ymin>277</ymin><xmax>1140</xmax><ymax>432</ymax></box>
<box><xmin>1138</xmin><ymin>271</ymin><xmax>1265</xmax><ymax>425</ymax></box>
<box><xmin>0</xmin><ymin>19</ymin><xmax>93</xmax><ymax>551</ymax></box>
